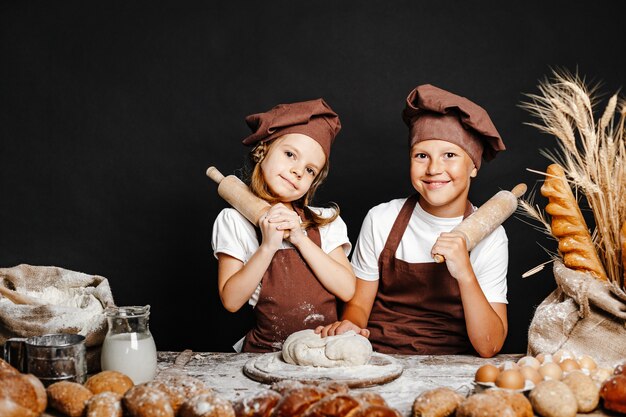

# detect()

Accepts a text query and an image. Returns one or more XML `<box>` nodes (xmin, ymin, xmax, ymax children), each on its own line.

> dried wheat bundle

<box><xmin>519</xmin><ymin>69</ymin><xmax>626</xmax><ymax>290</ymax></box>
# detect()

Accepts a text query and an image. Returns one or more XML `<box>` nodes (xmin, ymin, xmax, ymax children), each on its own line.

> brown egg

<box><xmin>539</xmin><ymin>362</ymin><xmax>563</xmax><ymax>380</ymax></box>
<box><xmin>578</xmin><ymin>354</ymin><xmax>597</xmax><ymax>371</ymax></box>
<box><xmin>498</xmin><ymin>360</ymin><xmax>520</xmax><ymax>371</ymax></box>
<box><xmin>517</xmin><ymin>355</ymin><xmax>541</xmax><ymax>370</ymax></box>
<box><xmin>475</xmin><ymin>364</ymin><xmax>500</xmax><ymax>383</ymax></box>
<box><xmin>559</xmin><ymin>358</ymin><xmax>581</xmax><ymax>373</ymax></box>
<box><xmin>536</xmin><ymin>353</ymin><xmax>553</xmax><ymax>364</ymax></box>
<box><xmin>495</xmin><ymin>369</ymin><xmax>526</xmax><ymax>390</ymax></box>
<box><xmin>553</xmin><ymin>349</ymin><xmax>573</xmax><ymax>363</ymax></box>
<box><xmin>520</xmin><ymin>365</ymin><xmax>543</xmax><ymax>386</ymax></box>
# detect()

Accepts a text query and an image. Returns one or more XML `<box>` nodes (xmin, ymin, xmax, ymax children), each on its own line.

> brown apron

<box><xmin>242</xmin><ymin>208</ymin><xmax>338</xmax><ymax>352</ymax></box>
<box><xmin>368</xmin><ymin>194</ymin><xmax>474</xmax><ymax>354</ymax></box>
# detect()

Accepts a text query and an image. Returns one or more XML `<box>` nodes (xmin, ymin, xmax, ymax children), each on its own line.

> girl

<box><xmin>317</xmin><ymin>85</ymin><xmax>509</xmax><ymax>358</ymax></box>
<box><xmin>212</xmin><ymin>99</ymin><xmax>356</xmax><ymax>352</ymax></box>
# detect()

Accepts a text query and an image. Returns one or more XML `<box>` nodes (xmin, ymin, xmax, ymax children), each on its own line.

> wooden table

<box><xmin>42</xmin><ymin>351</ymin><xmax>615</xmax><ymax>417</ymax></box>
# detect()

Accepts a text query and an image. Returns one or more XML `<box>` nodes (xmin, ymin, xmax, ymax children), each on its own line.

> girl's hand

<box><xmin>431</xmin><ymin>231</ymin><xmax>473</xmax><ymax>282</ymax></box>
<box><xmin>314</xmin><ymin>320</ymin><xmax>370</xmax><ymax>338</ymax></box>
<box><xmin>266</xmin><ymin>204</ymin><xmax>307</xmax><ymax>246</ymax></box>
<box><xmin>258</xmin><ymin>207</ymin><xmax>286</xmax><ymax>252</ymax></box>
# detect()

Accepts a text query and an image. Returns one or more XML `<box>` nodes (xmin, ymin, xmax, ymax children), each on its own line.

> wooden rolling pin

<box><xmin>206</xmin><ymin>166</ymin><xmax>272</xmax><ymax>227</ymax></box>
<box><xmin>433</xmin><ymin>183</ymin><xmax>527</xmax><ymax>263</ymax></box>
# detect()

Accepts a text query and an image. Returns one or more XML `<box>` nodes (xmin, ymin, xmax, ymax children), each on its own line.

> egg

<box><xmin>517</xmin><ymin>355</ymin><xmax>541</xmax><ymax>370</ymax></box>
<box><xmin>539</xmin><ymin>362</ymin><xmax>563</xmax><ymax>380</ymax></box>
<box><xmin>498</xmin><ymin>360</ymin><xmax>519</xmax><ymax>371</ymax></box>
<box><xmin>559</xmin><ymin>358</ymin><xmax>581</xmax><ymax>373</ymax></box>
<box><xmin>536</xmin><ymin>353</ymin><xmax>553</xmax><ymax>364</ymax></box>
<box><xmin>578</xmin><ymin>354</ymin><xmax>597</xmax><ymax>371</ymax></box>
<box><xmin>553</xmin><ymin>349</ymin><xmax>573</xmax><ymax>363</ymax></box>
<box><xmin>520</xmin><ymin>365</ymin><xmax>543</xmax><ymax>385</ymax></box>
<box><xmin>475</xmin><ymin>363</ymin><xmax>500</xmax><ymax>383</ymax></box>
<box><xmin>495</xmin><ymin>369</ymin><xmax>525</xmax><ymax>390</ymax></box>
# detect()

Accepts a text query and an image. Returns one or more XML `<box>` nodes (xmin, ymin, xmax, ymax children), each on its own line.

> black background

<box><xmin>1</xmin><ymin>1</ymin><xmax>624</xmax><ymax>353</ymax></box>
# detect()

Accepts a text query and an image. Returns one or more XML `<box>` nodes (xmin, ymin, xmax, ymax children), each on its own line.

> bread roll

<box><xmin>123</xmin><ymin>383</ymin><xmax>174</xmax><ymax>417</ymax></box>
<box><xmin>561</xmin><ymin>371</ymin><xmax>599</xmax><ymax>412</ymax></box>
<box><xmin>47</xmin><ymin>380</ymin><xmax>94</xmax><ymax>417</ymax></box>
<box><xmin>146</xmin><ymin>374</ymin><xmax>209</xmax><ymax>413</ymax></box>
<box><xmin>22</xmin><ymin>373</ymin><xmax>47</xmax><ymax>414</ymax></box>
<box><xmin>302</xmin><ymin>394</ymin><xmax>361</xmax><ymax>417</ymax></box>
<box><xmin>352</xmin><ymin>404</ymin><xmax>403</xmax><ymax>417</ymax></box>
<box><xmin>0</xmin><ymin>397</ymin><xmax>38</xmax><ymax>417</ymax></box>
<box><xmin>412</xmin><ymin>387</ymin><xmax>464</xmax><ymax>417</ymax></box>
<box><xmin>86</xmin><ymin>391</ymin><xmax>123</xmax><ymax>417</ymax></box>
<box><xmin>529</xmin><ymin>379</ymin><xmax>577</xmax><ymax>417</ymax></box>
<box><xmin>272</xmin><ymin>386</ymin><xmax>329</xmax><ymax>417</ymax></box>
<box><xmin>85</xmin><ymin>370</ymin><xmax>134</xmax><ymax>395</ymax></box>
<box><xmin>233</xmin><ymin>389</ymin><xmax>282</xmax><ymax>417</ymax></box>
<box><xmin>353</xmin><ymin>392</ymin><xmax>387</xmax><ymax>407</ymax></box>
<box><xmin>540</xmin><ymin>163</ymin><xmax>608</xmax><ymax>280</ymax></box>
<box><xmin>600</xmin><ymin>374</ymin><xmax>626</xmax><ymax>414</ymax></box>
<box><xmin>0</xmin><ymin>371</ymin><xmax>39</xmax><ymax>413</ymax></box>
<box><xmin>483</xmin><ymin>389</ymin><xmax>532</xmax><ymax>417</ymax></box>
<box><xmin>456</xmin><ymin>393</ymin><xmax>516</xmax><ymax>417</ymax></box>
<box><xmin>0</xmin><ymin>357</ymin><xmax>20</xmax><ymax>375</ymax></box>
<box><xmin>178</xmin><ymin>392</ymin><xmax>236</xmax><ymax>417</ymax></box>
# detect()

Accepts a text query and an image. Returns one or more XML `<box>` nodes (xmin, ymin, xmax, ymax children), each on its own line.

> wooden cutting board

<box><xmin>243</xmin><ymin>352</ymin><xmax>403</xmax><ymax>388</ymax></box>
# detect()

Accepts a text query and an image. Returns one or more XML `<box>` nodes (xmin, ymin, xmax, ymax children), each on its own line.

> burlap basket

<box><xmin>527</xmin><ymin>260</ymin><xmax>626</xmax><ymax>366</ymax></box>
<box><xmin>0</xmin><ymin>264</ymin><xmax>115</xmax><ymax>371</ymax></box>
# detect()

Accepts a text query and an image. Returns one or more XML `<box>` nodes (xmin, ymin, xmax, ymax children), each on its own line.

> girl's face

<box><xmin>410</xmin><ymin>139</ymin><xmax>478</xmax><ymax>217</ymax></box>
<box><xmin>260</xmin><ymin>133</ymin><xmax>326</xmax><ymax>206</ymax></box>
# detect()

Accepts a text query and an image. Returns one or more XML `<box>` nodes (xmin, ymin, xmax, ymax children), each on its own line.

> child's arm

<box><xmin>268</xmin><ymin>204</ymin><xmax>356</xmax><ymax>302</ymax></box>
<box><xmin>217</xmin><ymin>207</ymin><xmax>286</xmax><ymax>312</ymax></box>
<box><xmin>431</xmin><ymin>231</ymin><xmax>508</xmax><ymax>358</ymax></box>
<box><xmin>316</xmin><ymin>277</ymin><xmax>377</xmax><ymax>337</ymax></box>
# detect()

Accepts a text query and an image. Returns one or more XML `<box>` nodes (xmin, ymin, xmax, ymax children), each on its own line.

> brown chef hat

<box><xmin>402</xmin><ymin>84</ymin><xmax>505</xmax><ymax>169</ymax></box>
<box><xmin>242</xmin><ymin>98</ymin><xmax>341</xmax><ymax>158</ymax></box>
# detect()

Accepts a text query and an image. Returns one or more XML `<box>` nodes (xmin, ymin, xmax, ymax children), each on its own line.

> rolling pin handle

<box><xmin>206</xmin><ymin>166</ymin><xmax>225</xmax><ymax>184</ymax></box>
<box><xmin>511</xmin><ymin>183</ymin><xmax>527</xmax><ymax>198</ymax></box>
<box><xmin>433</xmin><ymin>254</ymin><xmax>445</xmax><ymax>263</ymax></box>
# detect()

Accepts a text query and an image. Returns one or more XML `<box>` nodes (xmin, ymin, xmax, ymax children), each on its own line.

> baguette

<box><xmin>540</xmin><ymin>164</ymin><xmax>608</xmax><ymax>280</ymax></box>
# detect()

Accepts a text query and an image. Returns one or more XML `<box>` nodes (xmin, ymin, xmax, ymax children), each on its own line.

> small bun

<box><xmin>146</xmin><ymin>374</ymin><xmax>209</xmax><ymax>413</ymax></box>
<box><xmin>354</xmin><ymin>392</ymin><xmax>387</xmax><ymax>407</ymax></box>
<box><xmin>0</xmin><ymin>372</ymin><xmax>38</xmax><ymax>413</ymax></box>
<box><xmin>354</xmin><ymin>404</ymin><xmax>403</xmax><ymax>417</ymax></box>
<box><xmin>0</xmin><ymin>397</ymin><xmax>38</xmax><ymax>417</ymax></box>
<box><xmin>233</xmin><ymin>389</ymin><xmax>282</xmax><ymax>417</ymax></box>
<box><xmin>0</xmin><ymin>358</ymin><xmax>20</xmax><ymax>375</ymax></box>
<box><xmin>85</xmin><ymin>370</ymin><xmax>134</xmax><ymax>395</ymax></box>
<box><xmin>600</xmin><ymin>374</ymin><xmax>626</xmax><ymax>414</ymax></box>
<box><xmin>272</xmin><ymin>386</ymin><xmax>328</xmax><ymax>417</ymax></box>
<box><xmin>412</xmin><ymin>387</ymin><xmax>463</xmax><ymax>417</ymax></box>
<box><xmin>302</xmin><ymin>394</ymin><xmax>360</xmax><ymax>417</ymax></box>
<box><xmin>179</xmin><ymin>392</ymin><xmax>236</xmax><ymax>417</ymax></box>
<box><xmin>456</xmin><ymin>393</ymin><xmax>516</xmax><ymax>417</ymax></box>
<box><xmin>86</xmin><ymin>391</ymin><xmax>123</xmax><ymax>417</ymax></box>
<box><xmin>123</xmin><ymin>384</ymin><xmax>174</xmax><ymax>417</ymax></box>
<box><xmin>47</xmin><ymin>380</ymin><xmax>94</xmax><ymax>417</ymax></box>
<box><xmin>484</xmin><ymin>389</ymin><xmax>532</xmax><ymax>417</ymax></box>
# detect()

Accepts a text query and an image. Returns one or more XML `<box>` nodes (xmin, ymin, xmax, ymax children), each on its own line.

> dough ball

<box><xmin>47</xmin><ymin>380</ymin><xmax>94</xmax><ymax>417</ymax></box>
<box><xmin>412</xmin><ymin>387</ymin><xmax>464</xmax><ymax>417</ymax></box>
<box><xmin>528</xmin><ymin>380</ymin><xmax>577</xmax><ymax>417</ymax></box>
<box><xmin>123</xmin><ymin>384</ymin><xmax>174</xmax><ymax>417</ymax></box>
<box><xmin>178</xmin><ymin>392</ymin><xmax>235</xmax><ymax>417</ymax></box>
<box><xmin>86</xmin><ymin>391</ymin><xmax>123</xmax><ymax>417</ymax></box>
<box><xmin>85</xmin><ymin>370</ymin><xmax>134</xmax><ymax>395</ymax></box>
<box><xmin>282</xmin><ymin>329</ymin><xmax>372</xmax><ymax>367</ymax></box>
<box><xmin>561</xmin><ymin>371</ymin><xmax>599</xmax><ymax>413</ymax></box>
<box><xmin>455</xmin><ymin>393</ymin><xmax>516</xmax><ymax>417</ymax></box>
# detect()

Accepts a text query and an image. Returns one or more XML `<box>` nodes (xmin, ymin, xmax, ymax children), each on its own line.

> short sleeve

<box><xmin>211</xmin><ymin>208</ymin><xmax>258</xmax><ymax>262</ymax></box>
<box><xmin>316</xmin><ymin>208</ymin><xmax>351</xmax><ymax>256</ymax></box>
<box><xmin>470</xmin><ymin>225</ymin><xmax>509</xmax><ymax>304</ymax></box>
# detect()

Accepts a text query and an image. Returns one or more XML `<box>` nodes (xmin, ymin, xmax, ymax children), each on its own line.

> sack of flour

<box><xmin>0</xmin><ymin>264</ymin><xmax>115</xmax><ymax>371</ymax></box>
<box><xmin>527</xmin><ymin>260</ymin><xmax>626</xmax><ymax>366</ymax></box>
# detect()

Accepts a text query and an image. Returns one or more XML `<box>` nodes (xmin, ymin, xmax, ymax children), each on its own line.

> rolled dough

<box><xmin>281</xmin><ymin>329</ymin><xmax>373</xmax><ymax>367</ymax></box>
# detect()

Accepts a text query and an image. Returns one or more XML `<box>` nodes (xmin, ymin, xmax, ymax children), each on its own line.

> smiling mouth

<box><xmin>280</xmin><ymin>175</ymin><xmax>297</xmax><ymax>189</ymax></box>
<box><xmin>423</xmin><ymin>180</ymin><xmax>450</xmax><ymax>189</ymax></box>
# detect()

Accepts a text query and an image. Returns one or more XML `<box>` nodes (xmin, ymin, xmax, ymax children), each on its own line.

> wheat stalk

<box><xmin>521</xmin><ymin>69</ymin><xmax>626</xmax><ymax>290</ymax></box>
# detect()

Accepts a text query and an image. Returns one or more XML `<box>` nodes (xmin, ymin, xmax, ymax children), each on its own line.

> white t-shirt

<box><xmin>351</xmin><ymin>198</ymin><xmax>508</xmax><ymax>304</ymax></box>
<box><xmin>212</xmin><ymin>207</ymin><xmax>352</xmax><ymax>306</ymax></box>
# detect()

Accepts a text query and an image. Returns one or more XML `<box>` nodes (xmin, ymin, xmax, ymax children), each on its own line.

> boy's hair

<box><xmin>243</xmin><ymin>141</ymin><xmax>339</xmax><ymax>230</ymax></box>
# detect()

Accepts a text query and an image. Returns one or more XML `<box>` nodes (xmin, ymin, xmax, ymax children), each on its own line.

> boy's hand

<box><xmin>431</xmin><ymin>231</ymin><xmax>474</xmax><ymax>282</ymax></box>
<box><xmin>315</xmin><ymin>320</ymin><xmax>370</xmax><ymax>338</ymax></box>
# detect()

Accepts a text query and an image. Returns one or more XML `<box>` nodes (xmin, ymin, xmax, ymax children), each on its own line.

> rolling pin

<box><xmin>433</xmin><ymin>183</ymin><xmax>527</xmax><ymax>263</ymax></box>
<box><xmin>206</xmin><ymin>166</ymin><xmax>271</xmax><ymax>226</ymax></box>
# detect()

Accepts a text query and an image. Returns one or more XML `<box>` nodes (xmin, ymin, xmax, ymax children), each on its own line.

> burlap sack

<box><xmin>528</xmin><ymin>260</ymin><xmax>626</xmax><ymax>365</ymax></box>
<box><xmin>0</xmin><ymin>264</ymin><xmax>115</xmax><ymax>371</ymax></box>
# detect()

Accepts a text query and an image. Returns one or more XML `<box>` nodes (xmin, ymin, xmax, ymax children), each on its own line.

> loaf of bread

<box><xmin>412</xmin><ymin>387</ymin><xmax>464</xmax><ymax>417</ymax></box>
<box><xmin>47</xmin><ymin>380</ymin><xmax>94</xmax><ymax>417</ymax></box>
<box><xmin>123</xmin><ymin>384</ymin><xmax>175</xmax><ymax>417</ymax></box>
<box><xmin>0</xmin><ymin>357</ymin><xmax>20</xmax><ymax>375</ymax></box>
<box><xmin>0</xmin><ymin>397</ymin><xmax>39</xmax><ymax>417</ymax></box>
<box><xmin>85</xmin><ymin>370</ymin><xmax>134</xmax><ymax>395</ymax></box>
<box><xmin>232</xmin><ymin>381</ymin><xmax>401</xmax><ymax>417</ymax></box>
<box><xmin>85</xmin><ymin>391</ymin><xmax>123</xmax><ymax>417</ymax></box>
<box><xmin>22</xmin><ymin>373</ymin><xmax>48</xmax><ymax>414</ymax></box>
<box><xmin>540</xmin><ymin>163</ymin><xmax>608</xmax><ymax>280</ymax></box>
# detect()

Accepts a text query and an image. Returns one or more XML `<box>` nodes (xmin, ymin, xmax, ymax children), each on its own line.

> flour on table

<box><xmin>281</xmin><ymin>329</ymin><xmax>372</xmax><ymax>367</ymax></box>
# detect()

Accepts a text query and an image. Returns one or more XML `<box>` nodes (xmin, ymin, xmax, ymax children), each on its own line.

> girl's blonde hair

<box><xmin>243</xmin><ymin>140</ymin><xmax>339</xmax><ymax>230</ymax></box>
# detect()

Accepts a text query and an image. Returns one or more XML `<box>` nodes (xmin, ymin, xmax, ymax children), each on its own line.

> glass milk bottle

<box><xmin>100</xmin><ymin>305</ymin><xmax>157</xmax><ymax>384</ymax></box>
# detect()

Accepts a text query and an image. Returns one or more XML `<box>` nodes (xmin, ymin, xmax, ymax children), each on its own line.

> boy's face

<box><xmin>260</xmin><ymin>133</ymin><xmax>326</xmax><ymax>205</ymax></box>
<box><xmin>409</xmin><ymin>139</ymin><xmax>478</xmax><ymax>217</ymax></box>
